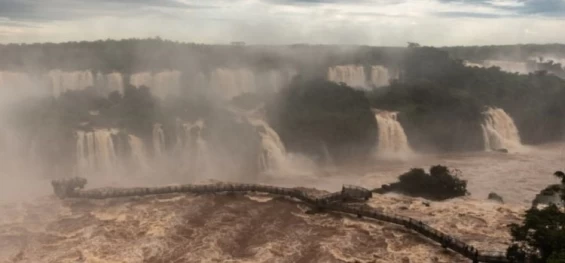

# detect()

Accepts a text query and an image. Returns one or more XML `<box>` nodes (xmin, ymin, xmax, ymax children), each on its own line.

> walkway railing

<box><xmin>51</xmin><ymin>177</ymin><xmax>509</xmax><ymax>263</ymax></box>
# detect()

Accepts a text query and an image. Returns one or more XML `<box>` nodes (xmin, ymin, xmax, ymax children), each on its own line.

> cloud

<box><xmin>434</xmin><ymin>11</ymin><xmax>504</xmax><ymax>18</ymax></box>
<box><xmin>0</xmin><ymin>0</ymin><xmax>564</xmax><ymax>45</ymax></box>
<box><xmin>437</xmin><ymin>0</ymin><xmax>565</xmax><ymax>17</ymax></box>
<box><xmin>0</xmin><ymin>0</ymin><xmax>213</xmax><ymax>22</ymax></box>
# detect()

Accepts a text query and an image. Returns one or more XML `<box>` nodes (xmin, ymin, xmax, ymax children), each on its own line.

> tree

<box><xmin>268</xmin><ymin>78</ymin><xmax>378</xmax><ymax>163</ymax></box>
<box><xmin>507</xmin><ymin>173</ymin><xmax>565</xmax><ymax>262</ymax></box>
<box><xmin>375</xmin><ymin>165</ymin><xmax>469</xmax><ymax>201</ymax></box>
<box><xmin>554</xmin><ymin>171</ymin><xmax>565</xmax><ymax>184</ymax></box>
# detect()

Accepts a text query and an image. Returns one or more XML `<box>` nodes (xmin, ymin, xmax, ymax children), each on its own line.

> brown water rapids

<box><xmin>1</xmin><ymin>143</ymin><xmax>563</xmax><ymax>262</ymax></box>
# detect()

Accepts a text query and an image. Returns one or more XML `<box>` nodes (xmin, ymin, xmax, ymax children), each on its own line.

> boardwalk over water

<box><xmin>51</xmin><ymin>178</ymin><xmax>509</xmax><ymax>263</ymax></box>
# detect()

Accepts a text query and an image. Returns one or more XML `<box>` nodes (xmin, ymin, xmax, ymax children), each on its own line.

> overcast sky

<box><xmin>0</xmin><ymin>0</ymin><xmax>564</xmax><ymax>46</ymax></box>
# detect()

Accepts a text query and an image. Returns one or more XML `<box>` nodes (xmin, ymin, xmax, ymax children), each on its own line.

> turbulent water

<box><xmin>2</xmin><ymin>141</ymin><xmax>564</xmax><ymax>262</ymax></box>
<box><xmin>481</xmin><ymin>107</ymin><xmax>522</xmax><ymax>151</ymax></box>
<box><xmin>374</xmin><ymin>110</ymin><xmax>412</xmax><ymax>157</ymax></box>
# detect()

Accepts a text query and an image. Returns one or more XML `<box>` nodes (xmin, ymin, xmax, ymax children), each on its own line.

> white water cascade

<box><xmin>76</xmin><ymin>129</ymin><xmax>119</xmax><ymax>177</ymax></box>
<box><xmin>209</xmin><ymin>68</ymin><xmax>257</xmax><ymax>100</ymax></box>
<box><xmin>249</xmin><ymin>118</ymin><xmax>288</xmax><ymax>172</ymax></box>
<box><xmin>128</xmin><ymin>134</ymin><xmax>150</xmax><ymax>170</ymax></box>
<box><xmin>153</xmin><ymin>124</ymin><xmax>166</xmax><ymax>157</ymax></box>
<box><xmin>175</xmin><ymin>120</ymin><xmax>213</xmax><ymax>175</ymax></box>
<box><xmin>481</xmin><ymin>107</ymin><xmax>522</xmax><ymax>151</ymax></box>
<box><xmin>96</xmin><ymin>72</ymin><xmax>124</xmax><ymax>94</ymax></box>
<box><xmin>328</xmin><ymin>65</ymin><xmax>367</xmax><ymax>88</ymax></box>
<box><xmin>129</xmin><ymin>71</ymin><xmax>182</xmax><ymax>98</ymax></box>
<box><xmin>483</xmin><ymin>60</ymin><xmax>529</xmax><ymax>74</ymax></box>
<box><xmin>328</xmin><ymin>65</ymin><xmax>391</xmax><ymax>89</ymax></box>
<box><xmin>48</xmin><ymin>70</ymin><xmax>94</xmax><ymax>97</ymax></box>
<box><xmin>374</xmin><ymin>110</ymin><xmax>412</xmax><ymax>156</ymax></box>
<box><xmin>370</xmin><ymin>65</ymin><xmax>390</xmax><ymax>87</ymax></box>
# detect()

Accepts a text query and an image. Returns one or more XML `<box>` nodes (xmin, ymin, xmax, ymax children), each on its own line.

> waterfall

<box><xmin>209</xmin><ymin>68</ymin><xmax>257</xmax><ymax>100</ymax></box>
<box><xmin>47</xmin><ymin>70</ymin><xmax>94</xmax><ymax>97</ymax></box>
<box><xmin>464</xmin><ymin>61</ymin><xmax>485</xmax><ymax>68</ymax></box>
<box><xmin>481</xmin><ymin>107</ymin><xmax>522</xmax><ymax>151</ymax></box>
<box><xmin>374</xmin><ymin>110</ymin><xmax>412</xmax><ymax>155</ymax></box>
<box><xmin>328</xmin><ymin>65</ymin><xmax>367</xmax><ymax>88</ymax></box>
<box><xmin>175</xmin><ymin>120</ymin><xmax>213</xmax><ymax>175</ymax></box>
<box><xmin>153</xmin><ymin>124</ymin><xmax>166</xmax><ymax>156</ymax></box>
<box><xmin>128</xmin><ymin>134</ymin><xmax>150</xmax><ymax>170</ymax></box>
<box><xmin>129</xmin><ymin>71</ymin><xmax>181</xmax><ymax>98</ymax></box>
<box><xmin>255</xmin><ymin>69</ymin><xmax>297</xmax><ymax>92</ymax></box>
<box><xmin>369</xmin><ymin>65</ymin><xmax>390</xmax><ymax>87</ymax></box>
<box><xmin>248</xmin><ymin>118</ymin><xmax>288</xmax><ymax>172</ymax></box>
<box><xmin>97</xmin><ymin>72</ymin><xmax>124</xmax><ymax>94</ymax></box>
<box><xmin>483</xmin><ymin>60</ymin><xmax>529</xmax><ymax>74</ymax></box>
<box><xmin>76</xmin><ymin>129</ymin><xmax>119</xmax><ymax>177</ymax></box>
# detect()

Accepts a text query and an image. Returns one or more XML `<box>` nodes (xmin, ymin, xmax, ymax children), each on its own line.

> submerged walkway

<box><xmin>51</xmin><ymin>178</ymin><xmax>509</xmax><ymax>263</ymax></box>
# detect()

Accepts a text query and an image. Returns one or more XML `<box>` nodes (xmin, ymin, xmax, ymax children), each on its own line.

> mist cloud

<box><xmin>0</xmin><ymin>0</ymin><xmax>564</xmax><ymax>45</ymax></box>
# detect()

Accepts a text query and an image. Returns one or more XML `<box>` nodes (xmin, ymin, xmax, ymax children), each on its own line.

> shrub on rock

<box><xmin>375</xmin><ymin>165</ymin><xmax>469</xmax><ymax>201</ymax></box>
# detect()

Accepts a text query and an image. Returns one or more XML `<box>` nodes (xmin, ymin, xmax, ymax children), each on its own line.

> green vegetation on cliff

<box><xmin>268</xmin><ymin>78</ymin><xmax>377</xmax><ymax>163</ymax></box>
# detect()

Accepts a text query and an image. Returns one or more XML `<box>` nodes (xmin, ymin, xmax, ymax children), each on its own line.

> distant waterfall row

<box><xmin>0</xmin><ymin>68</ymin><xmax>296</xmax><ymax>100</ymax></box>
<box><xmin>327</xmin><ymin>65</ymin><xmax>392</xmax><ymax>89</ymax></box>
<box><xmin>0</xmin><ymin>70</ymin><xmax>124</xmax><ymax>98</ymax></box>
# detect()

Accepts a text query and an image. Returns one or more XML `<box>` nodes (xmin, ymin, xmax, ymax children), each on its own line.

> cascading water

<box><xmin>128</xmin><ymin>134</ymin><xmax>150</xmax><ymax>170</ymax></box>
<box><xmin>96</xmin><ymin>72</ymin><xmax>124</xmax><ymax>94</ymax></box>
<box><xmin>374</xmin><ymin>110</ymin><xmax>412</xmax><ymax>156</ymax></box>
<box><xmin>327</xmin><ymin>65</ymin><xmax>367</xmax><ymax>88</ymax></box>
<box><xmin>369</xmin><ymin>65</ymin><xmax>390</xmax><ymax>87</ymax></box>
<box><xmin>248</xmin><ymin>118</ymin><xmax>288</xmax><ymax>172</ymax></box>
<box><xmin>76</xmin><ymin>129</ymin><xmax>119</xmax><ymax>177</ymax></box>
<box><xmin>47</xmin><ymin>70</ymin><xmax>94</xmax><ymax>97</ymax></box>
<box><xmin>129</xmin><ymin>71</ymin><xmax>182</xmax><ymax>98</ymax></box>
<box><xmin>483</xmin><ymin>60</ymin><xmax>529</xmax><ymax>74</ymax></box>
<box><xmin>175</xmin><ymin>120</ymin><xmax>213</xmax><ymax>176</ymax></box>
<box><xmin>153</xmin><ymin>124</ymin><xmax>166</xmax><ymax>157</ymax></box>
<box><xmin>209</xmin><ymin>68</ymin><xmax>257</xmax><ymax>100</ymax></box>
<box><xmin>481</xmin><ymin>107</ymin><xmax>522</xmax><ymax>151</ymax></box>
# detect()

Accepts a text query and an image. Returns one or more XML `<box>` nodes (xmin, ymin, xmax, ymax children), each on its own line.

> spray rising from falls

<box><xmin>128</xmin><ymin>134</ymin><xmax>150</xmax><ymax>171</ymax></box>
<box><xmin>374</xmin><ymin>110</ymin><xmax>412</xmax><ymax>156</ymax></box>
<box><xmin>481</xmin><ymin>107</ymin><xmax>522</xmax><ymax>151</ymax></box>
